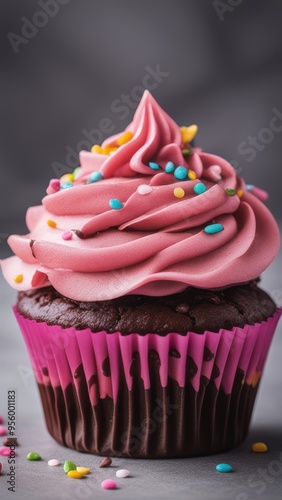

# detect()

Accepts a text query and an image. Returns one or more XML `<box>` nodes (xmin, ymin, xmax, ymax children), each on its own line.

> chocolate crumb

<box><xmin>99</xmin><ymin>457</ymin><xmax>112</xmax><ymax>468</ymax></box>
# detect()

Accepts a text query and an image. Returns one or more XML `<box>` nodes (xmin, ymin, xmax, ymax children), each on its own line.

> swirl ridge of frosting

<box><xmin>1</xmin><ymin>91</ymin><xmax>280</xmax><ymax>301</ymax></box>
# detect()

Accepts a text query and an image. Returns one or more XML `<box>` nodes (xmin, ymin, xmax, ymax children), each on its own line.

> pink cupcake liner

<box><xmin>13</xmin><ymin>307</ymin><xmax>281</xmax><ymax>457</ymax></box>
<box><xmin>14</xmin><ymin>308</ymin><xmax>281</xmax><ymax>402</ymax></box>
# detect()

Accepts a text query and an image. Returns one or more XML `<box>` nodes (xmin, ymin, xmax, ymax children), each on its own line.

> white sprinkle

<box><xmin>116</xmin><ymin>469</ymin><xmax>130</xmax><ymax>478</ymax></box>
<box><xmin>48</xmin><ymin>459</ymin><xmax>60</xmax><ymax>467</ymax></box>
<box><xmin>137</xmin><ymin>184</ymin><xmax>152</xmax><ymax>195</ymax></box>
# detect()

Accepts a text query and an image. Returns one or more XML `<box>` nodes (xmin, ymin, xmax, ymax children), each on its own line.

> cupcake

<box><xmin>1</xmin><ymin>91</ymin><xmax>281</xmax><ymax>458</ymax></box>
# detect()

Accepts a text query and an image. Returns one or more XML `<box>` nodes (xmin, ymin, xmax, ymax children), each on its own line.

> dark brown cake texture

<box><xmin>17</xmin><ymin>281</ymin><xmax>275</xmax><ymax>335</ymax></box>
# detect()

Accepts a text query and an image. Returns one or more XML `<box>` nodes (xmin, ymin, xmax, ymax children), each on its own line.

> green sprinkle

<box><xmin>226</xmin><ymin>188</ymin><xmax>236</xmax><ymax>196</ymax></box>
<box><xmin>204</xmin><ymin>223</ymin><xmax>224</xmax><ymax>234</ymax></box>
<box><xmin>148</xmin><ymin>161</ymin><xmax>160</xmax><ymax>170</ymax></box>
<box><xmin>72</xmin><ymin>167</ymin><xmax>81</xmax><ymax>179</ymax></box>
<box><xmin>64</xmin><ymin>460</ymin><xmax>77</xmax><ymax>473</ymax></box>
<box><xmin>182</xmin><ymin>149</ymin><xmax>192</xmax><ymax>156</ymax></box>
<box><xmin>27</xmin><ymin>452</ymin><xmax>41</xmax><ymax>461</ymax></box>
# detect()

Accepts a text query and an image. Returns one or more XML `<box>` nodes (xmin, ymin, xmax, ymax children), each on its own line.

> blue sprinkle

<box><xmin>164</xmin><ymin>161</ymin><xmax>175</xmax><ymax>173</ymax></box>
<box><xmin>109</xmin><ymin>198</ymin><xmax>123</xmax><ymax>210</ymax></box>
<box><xmin>204</xmin><ymin>223</ymin><xmax>224</xmax><ymax>235</ymax></box>
<box><xmin>60</xmin><ymin>182</ymin><xmax>73</xmax><ymax>189</ymax></box>
<box><xmin>89</xmin><ymin>171</ymin><xmax>104</xmax><ymax>183</ymax></box>
<box><xmin>216</xmin><ymin>463</ymin><xmax>233</xmax><ymax>473</ymax></box>
<box><xmin>174</xmin><ymin>166</ymin><xmax>188</xmax><ymax>180</ymax></box>
<box><xmin>149</xmin><ymin>162</ymin><xmax>160</xmax><ymax>170</ymax></box>
<box><xmin>246</xmin><ymin>184</ymin><xmax>254</xmax><ymax>191</ymax></box>
<box><xmin>193</xmin><ymin>183</ymin><xmax>207</xmax><ymax>195</ymax></box>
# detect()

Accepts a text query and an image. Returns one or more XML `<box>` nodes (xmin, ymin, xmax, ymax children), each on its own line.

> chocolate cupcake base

<box><xmin>38</xmin><ymin>368</ymin><xmax>258</xmax><ymax>458</ymax></box>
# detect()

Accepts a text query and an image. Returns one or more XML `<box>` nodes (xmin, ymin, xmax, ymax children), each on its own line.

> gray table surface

<box><xmin>0</xmin><ymin>252</ymin><xmax>282</xmax><ymax>500</ymax></box>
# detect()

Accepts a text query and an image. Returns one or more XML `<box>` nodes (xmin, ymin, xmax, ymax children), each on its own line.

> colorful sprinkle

<box><xmin>246</xmin><ymin>184</ymin><xmax>254</xmax><ymax>191</ymax></box>
<box><xmin>67</xmin><ymin>470</ymin><xmax>83</xmax><ymax>479</ymax></box>
<box><xmin>91</xmin><ymin>144</ymin><xmax>103</xmax><ymax>154</ymax></box>
<box><xmin>14</xmin><ymin>274</ymin><xmax>23</xmax><ymax>284</ymax></box>
<box><xmin>180</xmin><ymin>124</ymin><xmax>198</xmax><ymax>144</ymax></box>
<box><xmin>64</xmin><ymin>460</ymin><xmax>76</xmax><ymax>473</ymax></box>
<box><xmin>0</xmin><ymin>426</ymin><xmax>7</xmax><ymax>436</ymax></box>
<box><xmin>117</xmin><ymin>131</ymin><xmax>133</xmax><ymax>146</ymax></box>
<box><xmin>101</xmin><ymin>479</ymin><xmax>117</xmax><ymax>490</ymax></box>
<box><xmin>252</xmin><ymin>442</ymin><xmax>268</xmax><ymax>453</ymax></box>
<box><xmin>72</xmin><ymin>167</ymin><xmax>81</xmax><ymax>179</ymax></box>
<box><xmin>174</xmin><ymin>187</ymin><xmax>185</xmax><ymax>198</ymax></box>
<box><xmin>182</xmin><ymin>149</ymin><xmax>192</xmax><ymax>156</ymax></box>
<box><xmin>48</xmin><ymin>459</ymin><xmax>60</xmax><ymax>466</ymax></box>
<box><xmin>109</xmin><ymin>199</ymin><xmax>123</xmax><ymax>210</ymax></box>
<box><xmin>0</xmin><ymin>447</ymin><xmax>11</xmax><ymax>456</ymax></box>
<box><xmin>76</xmin><ymin>467</ymin><xmax>90</xmax><ymax>475</ymax></box>
<box><xmin>237</xmin><ymin>189</ymin><xmax>244</xmax><ymax>198</ymax></box>
<box><xmin>89</xmin><ymin>171</ymin><xmax>104</xmax><ymax>183</ymax></box>
<box><xmin>99</xmin><ymin>457</ymin><xmax>112</xmax><ymax>468</ymax></box>
<box><xmin>60</xmin><ymin>182</ymin><xmax>73</xmax><ymax>190</ymax></box>
<box><xmin>226</xmin><ymin>188</ymin><xmax>236</xmax><ymax>196</ymax></box>
<box><xmin>204</xmin><ymin>223</ymin><xmax>224</xmax><ymax>235</ymax></box>
<box><xmin>47</xmin><ymin>220</ymin><xmax>57</xmax><ymax>228</ymax></box>
<box><xmin>216</xmin><ymin>463</ymin><xmax>233</xmax><ymax>473</ymax></box>
<box><xmin>60</xmin><ymin>173</ymin><xmax>74</xmax><ymax>183</ymax></box>
<box><xmin>174</xmin><ymin>166</ymin><xmax>188</xmax><ymax>180</ymax></box>
<box><xmin>62</xmin><ymin>231</ymin><xmax>72</xmax><ymax>241</ymax></box>
<box><xmin>165</xmin><ymin>161</ymin><xmax>175</xmax><ymax>173</ymax></box>
<box><xmin>193</xmin><ymin>183</ymin><xmax>207</xmax><ymax>195</ymax></box>
<box><xmin>27</xmin><ymin>452</ymin><xmax>41</xmax><ymax>461</ymax></box>
<box><xmin>102</xmin><ymin>147</ymin><xmax>118</xmax><ymax>155</ymax></box>
<box><xmin>116</xmin><ymin>469</ymin><xmax>130</xmax><ymax>478</ymax></box>
<box><xmin>188</xmin><ymin>169</ymin><xmax>197</xmax><ymax>180</ymax></box>
<box><xmin>149</xmin><ymin>161</ymin><xmax>160</xmax><ymax>170</ymax></box>
<box><xmin>137</xmin><ymin>184</ymin><xmax>153</xmax><ymax>195</ymax></box>
<box><xmin>50</xmin><ymin>179</ymin><xmax>61</xmax><ymax>191</ymax></box>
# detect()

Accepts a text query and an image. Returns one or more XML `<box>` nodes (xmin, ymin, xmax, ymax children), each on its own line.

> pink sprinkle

<box><xmin>0</xmin><ymin>446</ymin><xmax>12</xmax><ymax>456</ymax></box>
<box><xmin>0</xmin><ymin>426</ymin><xmax>7</xmax><ymax>436</ymax></box>
<box><xmin>137</xmin><ymin>184</ymin><xmax>152</xmax><ymax>195</ymax></box>
<box><xmin>207</xmin><ymin>165</ymin><xmax>222</xmax><ymax>181</ymax></box>
<box><xmin>50</xmin><ymin>179</ymin><xmax>61</xmax><ymax>191</ymax></box>
<box><xmin>62</xmin><ymin>231</ymin><xmax>73</xmax><ymax>241</ymax></box>
<box><xmin>101</xmin><ymin>479</ymin><xmax>117</xmax><ymax>490</ymax></box>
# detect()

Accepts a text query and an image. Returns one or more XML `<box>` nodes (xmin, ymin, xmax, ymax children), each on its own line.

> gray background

<box><xmin>0</xmin><ymin>0</ymin><xmax>282</xmax><ymax>499</ymax></box>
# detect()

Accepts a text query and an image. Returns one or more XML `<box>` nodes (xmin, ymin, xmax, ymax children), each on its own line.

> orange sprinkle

<box><xmin>14</xmin><ymin>274</ymin><xmax>23</xmax><ymax>284</ymax></box>
<box><xmin>101</xmin><ymin>147</ymin><xmax>118</xmax><ymax>155</ymax></box>
<box><xmin>237</xmin><ymin>189</ymin><xmax>244</xmax><ymax>198</ymax></box>
<box><xmin>91</xmin><ymin>144</ymin><xmax>103</xmax><ymax>154</ymax></box>
<box><xmin>188</xmin><ymin>170</ymin><xmax>197</xmax><ymax>180</ymax></box>
<box><xmin>117</xmin><ymin>131</ymin><xmax>133</xmax><ymax>146</ymax></box>
<box><xmin>47</xmin><ymin>219</ymin><xmax>57</xmax><ymax>228</ymax></box>
<box><xmin>174</xmin><ymin>187</ymin><xmax>185</xmax><ymax>198</ymax></box>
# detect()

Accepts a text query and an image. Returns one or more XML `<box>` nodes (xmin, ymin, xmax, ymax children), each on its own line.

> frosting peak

<box><xmin>1</xmin><ymin>92</ymin><xmax>280</xmax><ymax>301</ymax></box>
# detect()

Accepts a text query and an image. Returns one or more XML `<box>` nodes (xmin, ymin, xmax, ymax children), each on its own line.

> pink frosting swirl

<box><xmin>1</xmin><ymin>91</ymin><xmax>280</xmax><ymax>301</ymax></box>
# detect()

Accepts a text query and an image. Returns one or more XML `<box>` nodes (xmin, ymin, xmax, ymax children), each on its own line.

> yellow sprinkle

<box><xmin>91</xmin><ymin>144</ymin><xmax>103</xmax><ymax>154</ymax></box>
<box><xmin>188</xmin><ymin>170</ymin><xmax>197</xmax><ymax>180</ymax></box>
<box><xmin>76</xmin><ymin>467</ymin><xmax>90</xmax><ymax>475</ymax></box>
<box><xmin>237</xmin><ymin>189</ymin><xmax>244</xmax><ymax>198</ymax></box>
<box><xmin>47</xmin><ymin>219</ymin><xmax>57</xmax><ymax>228</ymax></box>
<box><xmin>101</xmin><ymin>146</ymin><xmax>118</xmax><ymax>155</ymax></box>
<box><xmin>67</xmin><ymin>470</ymin><xmax>83</xmax><ymax>479</ymax></box>
<box><xmin>180</xmin><ymin>125</ymin><xmax>198</xmax><ymax>144</ymax></box>
<box><xmin>14</xmin><ymin>274</ymin><xmax>23</xmax><ymax>284</ymax></box>
<box><xmin>174</xmin><ymin>187</ymin><xmax>185</xmax><ymax>199</ymax></box>
<box><xmin>252</xmin><ymin>442</ymin><xmax>268</xmax><ymax>453</ymax></box>
<box><xmin>117</xmin><ymin>131</ymin><xmax>133</xmax><ymax>146</ymax></box>
<box><xmin>60</xmin><ymin>173</ymin><xmax>74</xmax><ymax>183</ymax></box>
